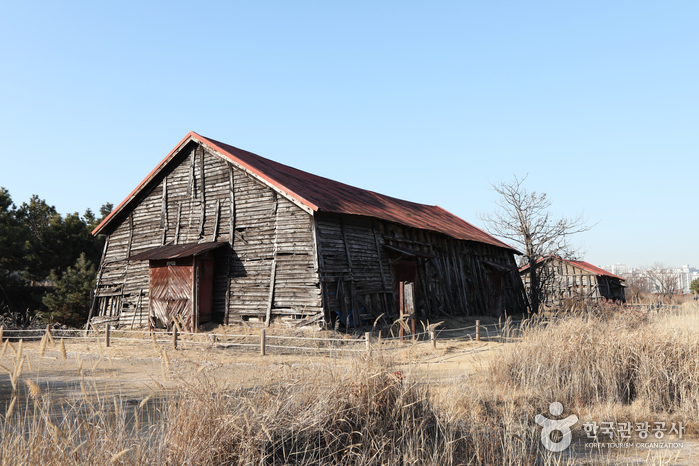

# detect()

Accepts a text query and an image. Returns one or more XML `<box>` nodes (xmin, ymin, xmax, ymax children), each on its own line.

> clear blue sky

<box><xmin>1</xmin><ymin>1</ymin><xmax>697</xmax><ymax>269</ymax></box>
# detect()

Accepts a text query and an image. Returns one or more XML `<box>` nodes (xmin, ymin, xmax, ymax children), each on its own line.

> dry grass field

<box><xmin>0</xmin><ymin>303</ymin><xmax>698</xmax><ymax>465</ymax></box>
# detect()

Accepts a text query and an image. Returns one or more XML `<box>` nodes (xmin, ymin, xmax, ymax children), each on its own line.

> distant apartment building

<box><xmin>605</xmin><ymin>263</ymin><xmax>699</xmax><ymax>294</ymax></box>
<box><xmin>604</xmin><ymin>263</ymin><xmax>630</xmax><ymax>276</ymax></box>
<box><xmin>675</xmin><ymin>265</ymin><xmax>699</xmax><ymax>293</ymax></box>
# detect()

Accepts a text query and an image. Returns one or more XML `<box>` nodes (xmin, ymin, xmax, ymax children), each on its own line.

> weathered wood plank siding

<box><xmin>316</xmin><ymin>212</ymin><xmax>526</xmax><ymax>321</ymax></box>
<box><xmin>94</xmin><ymin>141</ymin><xmax>322</xmax><ymax>327</ymax></box>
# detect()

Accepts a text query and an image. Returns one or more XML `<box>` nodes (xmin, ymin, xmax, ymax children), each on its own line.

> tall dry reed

<box><xmin>492</xmin><ymin>302</ymin><xmax>699</xmax><ymax>420</ymax></box>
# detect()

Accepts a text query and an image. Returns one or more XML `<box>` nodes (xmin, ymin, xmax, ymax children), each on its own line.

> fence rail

<box><xmin>0</xmin><ymin>319</ymin><xmax>522</xmax><ymax>357</ymax></box>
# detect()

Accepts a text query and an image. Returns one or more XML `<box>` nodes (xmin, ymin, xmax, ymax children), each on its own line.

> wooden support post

<box><xmin>365</xmin><ymin>331</ymin><xmax>371</xmax><ymax>355</ymax></box>
<box><xmin>476</xmin><ymin>320</ymin><xmax>480</xmax><ymax>342</ymax></box>
<box><xmin>265</xmin><ymin>260</ymin><xmax>277</xmax><ymax>327</ymax></box>
<box><xmin>105</xmin><ymin>324</ymin><xmax>111</xmax><ymax>347</ymax></box>
<box><xmin>399</xmin><ymin>282</ymin><xmax>405</xmax><ymax>342</ymax></box>
<box><xmin>172</xmin><ymin>325</ymin><xmax>178</xmax><ymax>350</ymax></box>
<box><xmin>260</xmin><ymin>329</ymin><xmax>266</xmax><ymax>356</ymax></box>
<box><xmin>430</xmin><ymin>330</ymin><xmax>436</xmax><ymax>349</ymax></box>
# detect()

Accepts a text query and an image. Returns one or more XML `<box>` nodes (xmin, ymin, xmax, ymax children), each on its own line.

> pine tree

<box><xmin>42</xmin><ymin>253</ymin><xmax>97</xmax><ymax>327</ymax></box>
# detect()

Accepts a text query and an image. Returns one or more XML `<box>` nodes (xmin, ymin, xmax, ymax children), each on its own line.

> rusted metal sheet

<box><xmin>148</xmin><ymin>258</ymin><xmax>194</xmax><ymax>331</ymax></box>
<box><xmin>127</xmin><ymin>241</ymin><xmax>226</xmax><ymax>261</ymax></box>
<box><xmin>94</xmin><ymin>132</ymin><xmax>519</xmax><ymax>254</ymax></box>
<box><xmin>149</xmin><ymin>265</ymin><xmax>171</xmax><ymax>327</ymax></box>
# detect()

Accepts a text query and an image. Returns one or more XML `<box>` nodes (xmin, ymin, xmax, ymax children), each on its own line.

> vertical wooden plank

<box><xmin>372</xmin><ymin>220</ymin><xmax>388</xmax><ymax>290</ymax></box>
<box><xmin>399</xmin><ymin>281</ymin><xmax>405</xmax><ymax>341</ymax></box>
<box><xmin>340</xmin><ymin>216</ymin><xmax>353</xmax><ymax>271</ymax></box>
<box><xmin>351</xmin><ymin>280</ymin><xmax>360</xmax><ymax>328</ymax></box>
<box><xmin>160</xmin><ymin>175</ymin><xmax>168</xmax><ymax>229</ymax></box>
<box><xmin>187</xmin><ymin>148</ymin><xmax>195</xmax><ymax>197</ymax></box>
<box><xmin>265</xmin><ymin>259</ymin><xmax>277</xmax><ymax>327</ymax></box>
<box><xmin>312</xmin><ymin>216</ymin><xmax>330</xmax><ymax>322</ymax></box>
<box><xmin>174</xmin><ymin>204</ymin><xmax>182</xmax><ymax>245</ymax></box>
<box><xmin>85</xmin><ymin>236</ymin><xmax>110</xmax><ymax>334</ymax></box>
<box><xmin>228</xmin><ymin>165</ymin><xmax>236</xmax><ymax>246</ymax></box>
<box><xmin>212</xmin><ymin>199</ymin><xmax>220</xmax><ymax>242</ymax></box>
<box><xmin>198</xmin><ymin>148</ymin><xmax>206</xmax><ymax>237</ymax></box>
<box><xmin>225</xmin><ymin>165</ymin><xmax>235</xmax><ymax>325</ymax></box>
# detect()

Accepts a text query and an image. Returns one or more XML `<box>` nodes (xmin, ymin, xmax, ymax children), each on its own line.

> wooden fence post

<box><xmin>365</xmin><ymin>332</ymin><xmax>371</xmax><ymax>355</ymax></box>
<box><xmin>476</xmin><ymin>320</ymin><xmax>480</xmax><ymax>342</ymax></box>
<box><xmin>105</xmin><ymin>324</ymin><xmax>111</xmax><ymax>347</ymax></box>
<box><xmin>430</xmin><ymin>330</ymin><xmax>436</xmax><ymax>349</ymax></box>
<box><xmin>172</xmin><ymin>326</ymin><xmax>178</xmax><ymax>350</ymax></box>
<box><xmin>260</xmin><ymin>329</ymin><xmax>266</xmax><ymax>356</ymax></box>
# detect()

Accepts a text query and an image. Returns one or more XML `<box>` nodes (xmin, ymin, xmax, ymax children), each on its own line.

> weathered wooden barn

<box><xmin>88</xmin><ymin>132</ymin><xmax>528</xmax><ymax>331</ymax></box>
<box><xmin>519</xmin><ymin>256</ymin><xmax>626</xmax><ymax>307</ymax></box>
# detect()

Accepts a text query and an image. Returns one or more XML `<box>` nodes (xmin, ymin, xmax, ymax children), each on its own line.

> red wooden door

<box><xmin>149</xmin><ymin>258</ymin><xmax>194</xmax><ymax>331</ymax></box>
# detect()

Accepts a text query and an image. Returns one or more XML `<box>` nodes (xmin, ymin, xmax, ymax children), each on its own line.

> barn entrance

<box><xmin>127</xmin><ymin>242</ymin><xmax>226</xmax><ymax>332</ymax></box>
<box><xmin>384</xmin><ymin>244</ymin><xmax>435</xmax><ymax>320</ymax></box>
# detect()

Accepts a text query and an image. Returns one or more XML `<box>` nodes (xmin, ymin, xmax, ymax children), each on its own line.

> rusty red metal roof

<box><xmin>94</xmin><ymin>132</ymin><xmax>519</xmax><ymax>253</ymax></box>
<box><xmin>127</xmin><ymin>242</ymin><xmax>226</xmax><ymax>261</ymax></box>
<box><xmin>519</xmin><ymin>256</ymin><xmax>625</xmax><ymax>281</ymax></box>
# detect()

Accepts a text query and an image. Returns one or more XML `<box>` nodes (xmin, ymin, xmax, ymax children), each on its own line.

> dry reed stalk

<box><xmin>46</xmin><ymin>327</ymin><xmax>55</xmax><ymax>346</ymax></box>
<box><xmin>0</xmin><ymin>325</ymin><xmax>3</xmax><ymax>342</ymax></box>
<box><xmin>161</xmin><ymin>348</ymin><xmax>170</xmax><ymax>371</ymax></box>
<box><xmin>16</xmin><ymin>339</ymin><xmax>22</xmax><ymax>364</ymax></box>
<box><xmin>151</xmin><ymin>333</ymin><xmax>158</xmax><ymax>353</ymax></box>
<box><xmin>91</xmin><ymin>359</ymin><xmax>101</xmax><ymax>371</ymax></box>
<box><xmin>77</xmin><ymin>356</ymin><xmax>83</xmax><ymax>376</ymax></box>
<box><xmin>0</xmin><ymin>339</ymin><xmax>8</xmax><ymax>359</ymax></box>
<box><xmin>39</xmin><ymin>333</ymin><xmax>47</xmax><ymax>357</ymax></box>
<box><xmin>47</xmin><ymin>420</ymin><xmax>69</xmax><ymax>445</ymax></box>
<box><xmin>111</xmin><ymin>448</ymin><xmax>131</xmax><ymax>463</ymax></box>
<box><xmin>25</xmin><ymin>354</ymin><xmax>32</xmax><ymax>372</ymax></box>
<box><xmin>60</xmin><ymin>339</ymin><xmax>67</xmax><ymax>360</ymax></box>
<box><xmin>0</xmin><ymin>364</ymin><xmax>10</xmax><ymax>374</ymax></box>
<box><xmin>139</xmin><ymin>395</ymin><xmax>152</xmax><ymax>409</ymax></box>
<box><xmin>5</xmin><ymin>396</ymin><xmax>16</xmax><ymax>418</ymax></box>
<box><xmin>25</xmin><ymin>379</ymin><xmax>41</xmax><ymax>400</ymax></box>
<box><xmin>134</xmin><ymin>406</ymin><xmax>139</xmax><ymax>431</ymax></box>
<box><xmin>70</xmin><ymin>440</ymin><xmax>88</xmax><ymax>456</ymax></box>
<box><xmin>10</xmin><ymin>357</ymin><xmax>24</xmax><ymax>391</ymax></box>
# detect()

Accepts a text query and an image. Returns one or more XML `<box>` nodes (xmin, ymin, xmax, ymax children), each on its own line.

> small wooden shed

<box><xmin>519</xmin><ymin>256</ymin><xmax>626</xmax><ymax>308</ymax></box>
<box><xmin>88</xmin><ymin>132</ymin><xmax>528</xmax><ymax>330</ymax></box>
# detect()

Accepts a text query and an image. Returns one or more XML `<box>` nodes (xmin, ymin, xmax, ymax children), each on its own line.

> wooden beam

<box><xmin>212</xmin><ymin>199</ymin><xmax>220</xmax><ymax>242</ymax></box>
<box><xmin>265</xmin><ymin>259</ymin><xmax>277</xmax><ymax>327</ymax></box>
<box><xmin>174</xmin><ymin>203</ymin><xmax>182</xmax><ymax>245</ymax></box>
<box><xmin>187</xmin><ymin>148</ymin><xmax>195</xmax><ymax>197</ymax></box>
<box><xmin>198</xmin><ymin>148</ymin><xmax>206</xmax><ymax>237</ymax></box>
<box><xmin>160</xmin><ymin>175</ymin><xmax>168</xmax><ymax>229</ymax></box>
<box><xmin>372</xmin><ymin>220</ymin><xmax>388</xmax><ymax>290</ymax></box>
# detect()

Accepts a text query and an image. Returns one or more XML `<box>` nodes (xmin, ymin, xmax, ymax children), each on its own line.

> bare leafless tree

<box><xmin>479</xmin><ymin>175</ymin><xmax>592</xmax><ymax>314</ymax></box>
<box><xmin>644</xmin><ymin>263</ymin><xmax>679</xmax><ymax>303</ymax></box>
<box><xmin>623</xmin><ymin>272</ymin><xmax>652</xmax><ymax>303</ymax></box>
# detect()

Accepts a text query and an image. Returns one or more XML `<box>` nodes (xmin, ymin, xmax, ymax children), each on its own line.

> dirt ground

<box><xmin>0</xmin><ymin>325</ymin><xmax>504</xmax><ymax>409</ymax></box>
<box><xmin>2</xmin><ymin>322</ymin><xmax>698</xmax><ymax>465</ymax></box>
